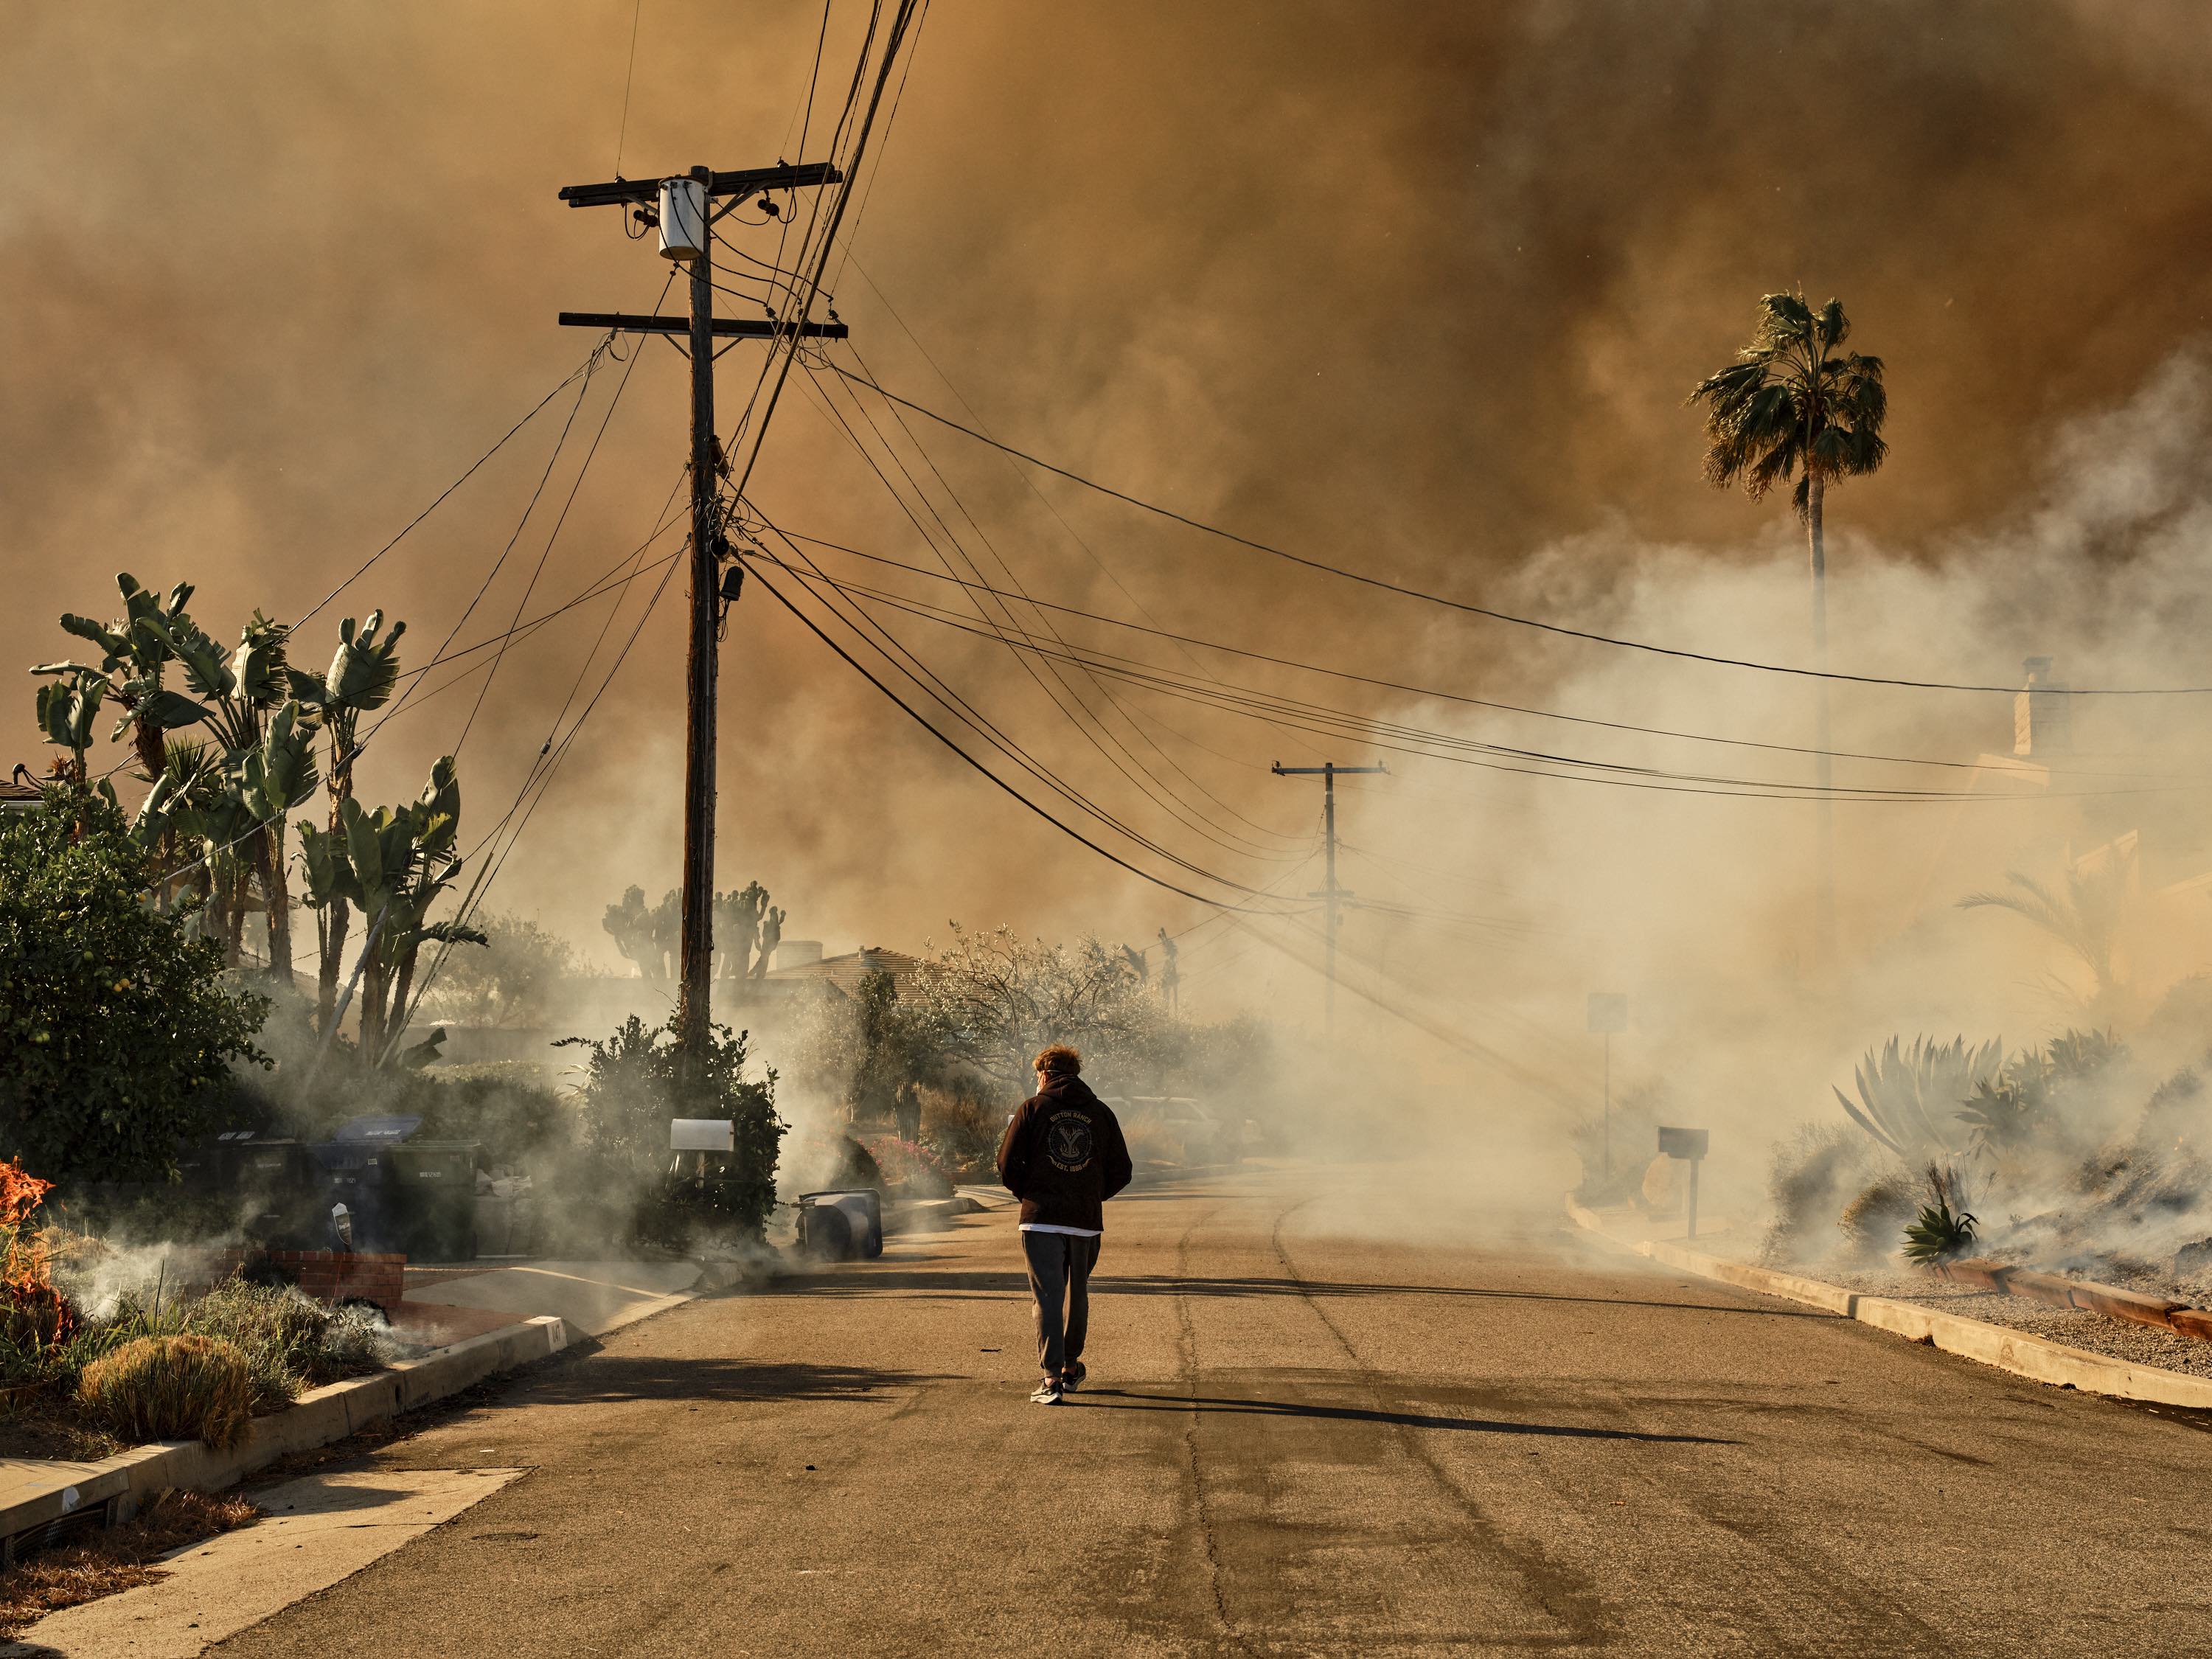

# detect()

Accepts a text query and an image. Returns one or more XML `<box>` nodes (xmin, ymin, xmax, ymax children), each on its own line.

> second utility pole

<box><xmin>1271</xmin><ymin>760</ymin><xmax>1386</xmax><ymax>1039</ymax></box>
<box><xmin>555</xmin><ymin>161</ymin><xmax>846</xmax><ymax>1058</ymax></box>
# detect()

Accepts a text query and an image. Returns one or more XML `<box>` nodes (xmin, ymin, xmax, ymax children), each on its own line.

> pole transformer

<box><xmin>1270</xmin><ymin>760</ymin><xmax>1386</xmax><ymax>1039</ymax></box>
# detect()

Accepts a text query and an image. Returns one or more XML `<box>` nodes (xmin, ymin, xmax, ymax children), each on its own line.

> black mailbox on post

<box><xmin>1656</xmin><ymin>1125</ymin><xmax>1709</xmax><ymax>1239</ymax></box>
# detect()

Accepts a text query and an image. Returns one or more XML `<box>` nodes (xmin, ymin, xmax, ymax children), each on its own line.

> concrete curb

<box><xmin>1566</xmin><ymin>1194</ymin><xmax>2212</xmax><ymax>1410</ymax></box>
<box><xmin>0</xmin><ymin>1314</ymin><xmax>568</xmax><ymax>1551</ymax></box>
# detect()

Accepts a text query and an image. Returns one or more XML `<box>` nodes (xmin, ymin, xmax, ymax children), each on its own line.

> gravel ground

<box><xmin>1644</xmin><ymin>1218</ymin><xmax>2212</xmax><ymax>1377</ymax></box>
<box><xmin>1819</xmin><ymin>1268</ymin><xmax>2212</xmax><ymax>1377</ymax></box>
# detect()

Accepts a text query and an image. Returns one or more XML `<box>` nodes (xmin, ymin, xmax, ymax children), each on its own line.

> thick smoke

<box><xmin>7</xmin><ymin>1</ymin><xmax>2212</xmax><ymax>1193</ymax></box>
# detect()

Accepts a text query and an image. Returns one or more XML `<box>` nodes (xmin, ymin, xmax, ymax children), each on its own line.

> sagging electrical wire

<box><xmin>825</xmin><ymin>361</ymin><xmax>2212</xmax><ymax>698</ymax></box>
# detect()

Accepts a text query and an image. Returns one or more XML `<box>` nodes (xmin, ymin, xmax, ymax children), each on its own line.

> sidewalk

<box><xmin>397</xmin><ymin>1259</ymin><xmax>703</xmax><ymax>1342</ymax></box>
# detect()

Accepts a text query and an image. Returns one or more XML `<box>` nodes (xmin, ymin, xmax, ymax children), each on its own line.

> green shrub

<box><xmin>1760</xmin><ymin>1124</ymin><xmax>1871</xmax><ymax>1267</ymax></box>
<box><xmin>310</xmin><ymin>1302</ymin><xmax>393</xmax><ymax>1384</ymax></box>
<box><xmin>919</xmin><ymin>1079</ymin><xmax>1006</xmax><ymax>1179</ymax></box>
<box><xmin>77</xmin><ymin>1334</ymin><xmax>254</xmax><ymax>1448</ymax></box>
<box><xmin>0</xmin><ymin>785</ymin><xmax>269</xmax><ymax>1183</ymax></box>
<box><xmin>175</xmin><ymin>1281</ymin><xmax>392</xmax><ymax>1405</ymax></box>
<box><xmin>556</xmin><ymin>1013</ymin><xmax>782</xmax><ymax>1245</ymax></box>
<box><xmin>857</xmin><ymin>1133</ymin><xmax>952</xmax><ymax>1197</ymax></box>
<box><xmin>409</xmin><ymin>1062</ymin><xmax>570</xmax><ymax>1173</ymax></box>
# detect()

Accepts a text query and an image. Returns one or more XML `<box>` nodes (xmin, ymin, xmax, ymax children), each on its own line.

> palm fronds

<box><xmin>1958</xmin><ymin>849</ymin><xmax>2132</xmax><ymax>998</ymax></box>
<box><xmin>1687</xmin><ymin>292</ymin><xmax>1888</xmax><ymax>518</ymax></box>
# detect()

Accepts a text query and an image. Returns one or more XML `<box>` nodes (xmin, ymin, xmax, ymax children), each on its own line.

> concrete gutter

<box><xmin>0</xmin><ymin>1314</ymin><xmax>568</xmax><ymax>1557</ymax></box>
<box><xmin>1567</xmin><ymin>1195</ymin><xmax>2212</xmax><ymax>1410</ymax></box>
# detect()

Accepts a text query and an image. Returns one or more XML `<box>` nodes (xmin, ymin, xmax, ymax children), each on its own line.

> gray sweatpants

<box><xmin>1021</xmin><ymin>1228</ymin><xmax>1102</xmax><ymax>1376</ymax></box>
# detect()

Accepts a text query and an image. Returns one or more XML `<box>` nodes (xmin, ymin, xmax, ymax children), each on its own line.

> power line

<box><xmin>748</xmin><ymin>515</ymin><xmax>1318</xmax><ymax>892</ymax></box>
<box><xmin>826</xmin><ymin>257</ymin><xmax>1331</xmax><ymax>773</ymax></box>
<box><xmin>297</xmin><ymin>352</ymin><xmax>602</xmax><ymax>626</ymax></box>
<box><xmin>760</xmin><ymin>554</ymin><xmax>2121</xmax><ymax>803</ymax></box>
<box><xmin>764</xmin><ymin>525</ymin><xmax>2180</xmax><ymax>782</ymax></box>
<box><xmin>827</xmin><ymin>361</ymin><xmax>2212</xmax><ymax>698</ymax></box>
<box><xmin>762</xmin><ymin>546</ymin><xmax>2208</xmax><ymax>804</ymax></box>
<box><xmin>743</xmin><ymin>557</ymin><xmax>1309</xmax><ymax>911</ymax></box>
<box><xmin>456</xmin><ymin>316</ymin><xmax>653</xmax><ymax>754</ymax></box>
<box><xmin>381</xmin><ymin>334</ymin><xmax>615</xmax><ymax>742</ymax></box>
<box><xmin>798</xmin><ymin>358</ymin><xmax>1312</xmax><ymax>861</ymax></box>
<box><xmin>613</xmin><ymin>0</ymin><xmax>645</xmax><ymax>177</ymax></box>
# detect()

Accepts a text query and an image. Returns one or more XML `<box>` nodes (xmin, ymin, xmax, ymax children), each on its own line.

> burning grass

<box><xmin>0</xmin><ymin>1170</ymin><xmax>401</xmax><ymax>1455</ymax></box>
<box><xmin>0</xmin><ymin>1487</ymin><xmax>258</xmax><ymax>1638</ymax></box>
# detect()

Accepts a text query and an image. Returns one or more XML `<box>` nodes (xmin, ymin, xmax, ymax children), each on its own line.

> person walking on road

<box><xmin>996</xmin><ymin>1045</ymin><xmax>1133</xmax><ymax>1405</ymax></box>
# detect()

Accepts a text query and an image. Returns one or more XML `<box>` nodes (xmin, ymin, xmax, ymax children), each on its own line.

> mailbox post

<box><xmin>1656</xmin><ymin>1125</ymin><xmax>1709</xmax><ymax>1240</ymax></box>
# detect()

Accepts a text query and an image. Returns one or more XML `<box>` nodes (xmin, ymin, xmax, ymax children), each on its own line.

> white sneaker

<box><xmin>1029</xmin><ymin>1377</ymin><xmax>1063</xmax><ymax>1405</ymax></box>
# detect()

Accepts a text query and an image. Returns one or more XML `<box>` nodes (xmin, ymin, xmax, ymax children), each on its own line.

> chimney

<box><xmin>2014</xmin><ymin>655</ymin><xmax>2071</xmax><ymax>757</ymax></box>
<box><xmin>776</xmin><ymin>939</ymin><xmax>824</xmax><ymax>968</ymax></box>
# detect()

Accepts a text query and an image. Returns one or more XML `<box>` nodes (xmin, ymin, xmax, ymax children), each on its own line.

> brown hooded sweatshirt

<box><xmin>995</xmin><ymin>1074</ymin><xmax>1133</xmax><ymax>1233</ymax></box>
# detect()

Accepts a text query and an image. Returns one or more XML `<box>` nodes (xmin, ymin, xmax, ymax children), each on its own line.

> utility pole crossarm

<box><xmin>557</xmin><ymin>161</ymin><xmax>844</xmax><ymax>209</ymax></box>
<box><xmin>557</xmin><ymin>312</ymin><xmax>849</xmax><ymax>339</ymax></box>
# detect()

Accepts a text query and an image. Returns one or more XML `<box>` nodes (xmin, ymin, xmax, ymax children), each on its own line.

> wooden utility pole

<box><xmin>1270</xmin><ymin>761</ymin><xmax>1386</xmax><ymax>1039</ymax></box>
<box><xmin>557</xmin><ymin>160</ymin><xmax>846</xmax><ymax>1057</ymax></box>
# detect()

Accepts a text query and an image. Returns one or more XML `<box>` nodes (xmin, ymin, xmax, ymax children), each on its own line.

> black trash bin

<box><xmin>796</xmin><ymin>1189</ymin><xmax>883</xmax><ymax>1261</ymax></box>
<box><xmin>310</xmin><ymin>1115</ymin><xmax>425</xmax><ymax>1256</ymax></box>
<box><xmin>189</xmin><ymin>1135</ymin><xmax>328</xmax><ymax>1248</ymax></box>
<box><xmin>383</xmin><ymin>1144</ymin><xmax>480</xmax><ymax>1262</ymax></box>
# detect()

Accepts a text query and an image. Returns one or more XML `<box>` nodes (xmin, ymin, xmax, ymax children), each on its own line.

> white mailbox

<box><xmin>669</xmin><ymin>1118</ymin><xmax>734</xmax><ymax>1152</ymax></box>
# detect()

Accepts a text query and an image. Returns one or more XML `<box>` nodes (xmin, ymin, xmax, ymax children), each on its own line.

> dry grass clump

<box><xmin>77</xmin><ymin>1335</ymin><xmax>254</xmax><ymax>1450</ymax></box>
<box><xmin>0</xmin><ymin>1488</ymin><xmax>257</xmax><ymax>1637</ymax></box>
<box><xmin>1838</xmin><ymin>1175</ymin><xmax>1918</xmax><ymax>1263</ymax></box>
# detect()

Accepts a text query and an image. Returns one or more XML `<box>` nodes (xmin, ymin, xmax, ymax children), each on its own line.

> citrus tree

<box><xmin>0</xmin><ymin>785</ymin><xmax>268</xmax><ymax>1181</ymax></box>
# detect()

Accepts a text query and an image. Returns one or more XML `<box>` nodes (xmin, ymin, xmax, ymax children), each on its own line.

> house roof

<box><xmin>765</xmin><ymin>946</ymin><xmax>925</xmax><ymax>996</ymax></box>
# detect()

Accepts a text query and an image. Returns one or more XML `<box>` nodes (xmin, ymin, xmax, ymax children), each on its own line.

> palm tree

<box><xmin>1959</xmin><ymin>846</ymin><xmax>2135</xmax><ymax>1011</ymax></box>
<box><xmin>1688</xmin><ymin>293</ymin><xmax>1888</xmax><ymax>967</ymax></box>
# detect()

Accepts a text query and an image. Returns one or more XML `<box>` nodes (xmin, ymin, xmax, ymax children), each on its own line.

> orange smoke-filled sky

<box><xmin>6</xmin><ymin>1</ymin><xmax>2212</xmax><ymax>1026</ymax></box>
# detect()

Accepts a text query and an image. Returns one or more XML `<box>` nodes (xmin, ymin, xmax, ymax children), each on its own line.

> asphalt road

<box><xmin>214</xmin><ymin>1162</ymin><xmax>2212</xmax><ymax>1658</ymax></box>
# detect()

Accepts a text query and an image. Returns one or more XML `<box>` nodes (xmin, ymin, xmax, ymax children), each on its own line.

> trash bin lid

<box><xmin>333</xmin><ymin>1115</ymin><xmax>423</xmax><ymax>1144</ymax></box>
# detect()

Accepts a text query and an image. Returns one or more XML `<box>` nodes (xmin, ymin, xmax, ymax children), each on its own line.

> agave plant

<box><xmin>1834</xmin><ymin>1034</ymin><xmax>2003</xmax><ymax>1161</ymax></box>
<box><xmin>1954</xmin><ymin>1028</ymin><xmax>2124</xmax><ymax>1171</ymax></box>
<box><xmin>1901</xmin><ymin>1164</ymin><xmax>1978</xmax><ymax>1264</ymax></box>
